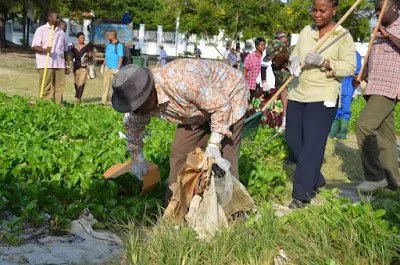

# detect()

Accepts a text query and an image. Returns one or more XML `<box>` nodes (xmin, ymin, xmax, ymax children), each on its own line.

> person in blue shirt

<box><xmin>122</xmin><ymin>11</ymin><xmax>132</xmax><ymax>24</ymax></box>
<box><xmin>101</xmin><ymin>30</ymin><xmax>124</xmax><ymax>104</ymax></box>
<box><xmin>158</xmin><ymin>45</ymin><xmax>167</xmax><ymax>66</ymax></box>
<box><xmin>329</xmin><ymin>51</ymin><xmax>362</xmax><ymax>139</ymax></box>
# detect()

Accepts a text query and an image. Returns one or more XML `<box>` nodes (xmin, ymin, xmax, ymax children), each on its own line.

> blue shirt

<box><xmin>105</xmin><ymin>42</ymin><xmax>124</xmax><ymax>69</ymax></box>
<box><xmin>341</xmin><ymin>51</ymin><xmax>362</xmax><ymax>96</ymax></box>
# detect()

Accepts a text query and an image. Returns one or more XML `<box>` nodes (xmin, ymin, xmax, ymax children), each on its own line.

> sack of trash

<box><xmin>163</xmin><ymin>147</ymin><xmax>255</xmax><ymax>240</ymax></box>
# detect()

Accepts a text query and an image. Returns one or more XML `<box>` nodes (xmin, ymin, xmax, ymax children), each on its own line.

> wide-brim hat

<box><xmin>111</xmin><ymin>64</ymin><xmax>154</xmax><ymax>113</ymax></box>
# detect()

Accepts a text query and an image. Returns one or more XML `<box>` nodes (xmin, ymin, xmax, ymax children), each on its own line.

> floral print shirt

<box><xmin>124</xmin><ymin>59</ymin><xmax>249</xmax><ymax>161</ymax></box>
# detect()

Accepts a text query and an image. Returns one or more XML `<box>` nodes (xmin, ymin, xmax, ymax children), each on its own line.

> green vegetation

<box><xmin>0</xmin><ymin>93</ymin><xmax>173</xmax><ymax>235</ymax></box>
<box><xmin>1</xmin><ymin>93</ymin><xmax>400</xmax><ymax>264</ymax></box>
<box><xmin>1</xmin><ymin>0</ymin><xmax>375</xmax><ymax>50</ymax></box>
<box><xmin>123</xmin><ymin>193</ymin><xmax>400</xmax><ymax>265</ymax></box>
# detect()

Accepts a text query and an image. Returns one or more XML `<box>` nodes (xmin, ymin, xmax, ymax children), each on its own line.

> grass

<box><xmin>0</xmin><ymin>49</ymin><xmax>104</xmax><ymax>104</ymax></box>
<box><xmin>1</xmin><ymin>49</ymin><xmax>400</xmax><ymax>264</ymax></box>
<box><xmin>122</xmin><ymin>194</ymin><xmax>400</xmax><ymax>265</ymax></box>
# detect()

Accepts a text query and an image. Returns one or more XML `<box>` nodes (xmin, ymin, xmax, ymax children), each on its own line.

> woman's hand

<box><xmin>304</xmin><ymin>52</ymin><xmax>324</xmax><ymax>67</ymax></box>
<box><xmin>289</xmin><ymin>55</ymin><xmax>301</xmax><ymax>77</ymax></box>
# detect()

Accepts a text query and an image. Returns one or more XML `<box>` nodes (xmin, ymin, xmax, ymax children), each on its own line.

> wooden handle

<box><xmin>40</xmin><ymin>25</ymin><xmax>55</xmax><ymax>99</ymax></box>
<box><xmin>357</xmin><ymin>0</ymin><xmax>389</xmax><ymax>82</ymax></box>
<box><xmin>260</xmin><ymin>0</ymin><xmax>363</xmax><ymax>112</ymax></box>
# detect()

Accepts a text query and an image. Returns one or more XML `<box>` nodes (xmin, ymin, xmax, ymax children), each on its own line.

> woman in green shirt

<box><xmin>286</xmin><ymin>0</ymin><xmax>356</xmax><ymax>208</ymax></box>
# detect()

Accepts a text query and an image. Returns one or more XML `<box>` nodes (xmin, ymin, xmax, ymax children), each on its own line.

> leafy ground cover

<box><xmin>0</xmin><ymin>94</ymin><xmax>173</xmax><ymax>239</ymax></box>
<box><xmin>1</xmin><ymin>93</ymin><xmax>400</xmax><ymax>263</ymax></box>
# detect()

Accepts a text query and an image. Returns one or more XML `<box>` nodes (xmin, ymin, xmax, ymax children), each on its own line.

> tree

<box><xmin>173</xmin><ymin>0</ymin><xmax>285</xmax><ymax>43</ymax></box>
<box><xmin>280</xmin><ymin>0</ymin><xmax>375</xmax><ymax>42</ymax></box>
<box><xmin>0</xmin><ymin>0</ymin><xmax>23</xmax><ymax>51</ymax></box>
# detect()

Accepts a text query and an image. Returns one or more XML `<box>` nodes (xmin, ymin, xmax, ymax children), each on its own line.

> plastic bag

<box><xmin>88</xmin><ymin>59</ymin><xmax>96</xmax><ymax>79</ymax></box>
<box><xmin>212</xmin><ymin>158</ymin><xmax>233</xmax><ymax>207</ymax></box>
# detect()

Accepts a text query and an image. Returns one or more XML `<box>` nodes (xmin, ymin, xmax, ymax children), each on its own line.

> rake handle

<box><xmin>260</xmin><ymin>0</ymin><xmax>363</xmax><ymax>113</ymax></box>
<box><xmin>40</xmin><ymin>25</ymin><xmax>55</xmax><ymax>99</ymax></box>
<box><xmin>356</xmin><ymin>0</ymin><xmax>389</xmax><ymax>82</ymax></box>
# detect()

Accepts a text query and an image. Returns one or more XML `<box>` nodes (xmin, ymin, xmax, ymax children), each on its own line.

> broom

<box><xmin>243</xmin><ymin>0</ymin><xmax>363</xmax><ymax>141</ymax></box>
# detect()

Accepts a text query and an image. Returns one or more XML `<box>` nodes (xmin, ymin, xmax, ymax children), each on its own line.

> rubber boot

<box><xmin>329</xmin><ymin>119</ymin><xmax>340</xmax><ymax>139</ymax></box>
<box><xmin>337</xmin><ymin>119</ymin><xmax>349</xmax><ymax>139</ymax></box>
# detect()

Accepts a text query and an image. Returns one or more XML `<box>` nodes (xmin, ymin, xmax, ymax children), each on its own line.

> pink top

<box><xmin>31</xmin><ymin>23</ymin><xmax>68</xmax><ymax>69</ymax></box>
<box><xmin>244</xmin><ymin>52</ymin><xmax>262</xmax><ymax>90</ymax></box>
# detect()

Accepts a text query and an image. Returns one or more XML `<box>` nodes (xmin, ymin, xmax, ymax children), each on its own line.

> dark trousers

<box><xmin>74</xmin><ymin>84</ymin><xmax>85</xmax><ymax>99</ymax></box>
<box><xmin>285</xmin><ymin>100</ymin><xmax>337</xmax><ymax>201</ymax></box>
<box><xmin>164</xmin><ymin>117</ymin><xmax>244</xmax><ymax>205</ymax></box>
<box><xmin>356</xmin><ymin>95</ymin><xmax>399</xmax><ymax>187</ymax></box>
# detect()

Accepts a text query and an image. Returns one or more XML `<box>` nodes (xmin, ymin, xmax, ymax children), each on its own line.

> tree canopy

<box><xmin>1</xmin><ymin>0</ymin><xmax>376</xmax><ymax>49</ymax></box>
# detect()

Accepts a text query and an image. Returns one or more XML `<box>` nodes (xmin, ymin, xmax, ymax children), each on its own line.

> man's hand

<box><xmin>352</xmin><ymin>75</ymin><xmax>361</xmax><ymax>89</ymax></box>
<box><xmin>304</xmin><ymin>52</ymin><xmax>324</xmax><ymax>67</ymax></box>
<box><xmin>262</xmin><ymin>81</ymin><xmax>270</xmax><ymax>92</ymax></box>
<box><xmin>132</xmin><ymin>153</ymin><xmax>148</xmax><ymax>181</ymax></box>
<box><xmin>204</xmin><ymin>132</ymin><xmax>223</xmax><ymax>160</ymax></box>
<box><xmin>289</xmin><ymin>55</ymin><xmax>301</xmax><ymax>77</ymax></box>
<box><xmin>378</xmin><ymin>25</ymin><xmax>390</xmax><ymax>39</ymax></box>
<box><xmin>46</xmin><ymin>46</ymin><xmax>52</xmax><ymax>53</ymax></box>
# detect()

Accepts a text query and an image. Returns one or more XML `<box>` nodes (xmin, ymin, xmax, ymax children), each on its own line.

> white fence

<box><xmin>5</xmin><ymin>19</ymin><xmax>253</xmax><ymax>59</ymax></box>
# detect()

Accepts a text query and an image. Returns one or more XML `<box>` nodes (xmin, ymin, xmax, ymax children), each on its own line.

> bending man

<box><xmin>111</xmin><ymin>59</ymin><xmax>249</xmax><ymax>203</ymax></box>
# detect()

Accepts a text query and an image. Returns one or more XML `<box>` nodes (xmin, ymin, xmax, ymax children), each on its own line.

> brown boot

<box><xmin>75</xmin><ymin>97</ymin><xmax>81</xmax><ymax>104</ymax></box>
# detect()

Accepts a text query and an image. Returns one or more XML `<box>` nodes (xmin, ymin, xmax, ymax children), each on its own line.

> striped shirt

<box><xmin>366</xmin><ymin>17</ymin><xmax>400</xmax><ymax>99</ymax></box>
<box><xmin>31</xmin><ymin>23</ymin><xmax>68</xmax><ymax>69</ymax></box>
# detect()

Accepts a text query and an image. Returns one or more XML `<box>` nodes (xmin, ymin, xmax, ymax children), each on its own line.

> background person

<box><xmin>194</xmin><ymin>44</ymin><xmax>202</xmax><ymax>58</ymax></box>
<box><xmin>243</xmin><ymin>37</ymin><xmax>266</xmax><ymax>99</ymax></box>
<box><xmin>31</xmin><ymin>11</ymin><xmax>68</xmax><ymax>104</ymax></box>
<box><xmin>158</xmin><ymin>45</ymin><xmax>167</xmax><ymax>66</ymax></box>
<box><xmin>329</xmin><ymin>51</ymin><xmax>362</xmax><ymax>139</ymax></box>
<box><xmin>122</xmin><ymin>11</ymin><xmax>132</xmax><ymax>24</ymax></box>
<box><xmin>275</xmin><ymin>31</ymin><xmax>289</xmax><ymax>46</ymax></box>
<box><xmin>227</xmin><ymin>47</ymin><xmax>238</xmax><ymax>68</ymax></box>
<box><xmin>111</xmin><ymin>60</ymin><xmax>249</xmax><ymax>205</ymax></box>
<box><xmin>101</xmin><ymin>30</ymin><xmax>124</xmax><ymax>105</ymax></box>
<box><xmin>354</xmin><ymin>0</ymin><xmax>400</xmax><ymax>192</ymax></box>
<box><xmin>286</xmin><ymin>0</ymin><xmax>356</xmax><ymax>208</ymax></box>
<box><xmin>71</xmin><ymin>32</ymin><xmax>93</xmax><ymax>104</ymax></box>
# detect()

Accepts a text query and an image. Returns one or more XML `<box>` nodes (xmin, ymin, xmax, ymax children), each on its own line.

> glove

<box><xmin>205</xmin><ymin>132</ymin><xmax>224</xmax><ymax>159</ymax></box>
<box><xmin>288</xmin><ymin>55</ymin><xmax>301</xmax><ymax>77</ymax></box>
<box><xmin>262</xmin><ymin>81</ymin><xmax>270</xmax><ymax>92</ymax></box>
<box><xmin>132</xmin><ymin>153</ymin><xmax>148</xmax><ymax>181</ymax></box>
<box><xmin>100</xmin><ymin>65</ymin><xmax>104</xmax><ymax>75</ymax></box>
<box><xmin>304</xmin><ymin>52</ymin><xmax>324</xmax><ymax>66</ymax></box>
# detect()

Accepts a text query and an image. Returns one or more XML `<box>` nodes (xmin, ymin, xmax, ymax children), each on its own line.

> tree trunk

<box><xmin>0</xmin><ymin>10</ymin><xmax>6</xmax><ymax>53</ymax></box>
<box><xmin>38</xmin><ymin>0</ymin><xmax>51</xmax><ymax>25</ymax></box>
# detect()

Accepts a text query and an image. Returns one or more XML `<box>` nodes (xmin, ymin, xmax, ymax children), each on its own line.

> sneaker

<box><xmin>288</xmin><ymin>199</ymin><xmax>310</xmax><ymax>209</ymax></box>
<box><xmin>356</xmin><ymin>179</ymin><xmax>388</xmax><ymax>193</ymax></box>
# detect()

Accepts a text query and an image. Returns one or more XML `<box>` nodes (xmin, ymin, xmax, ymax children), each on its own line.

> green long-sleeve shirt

<box><xmin>288</xmin><ymin>25</ymin><xmax>356</xmax><ymax>103</ymax></box>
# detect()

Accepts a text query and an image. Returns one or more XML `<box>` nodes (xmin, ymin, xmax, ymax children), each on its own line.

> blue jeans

<box><xmin>335</xmin><ymin>94</ymin><xmax>353</xmax><ymax>120</ymax></box>
<box><xmin>285</xmin><ymin>100</ymin><xmax>337</xmax><ymax>201</ymax></box>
